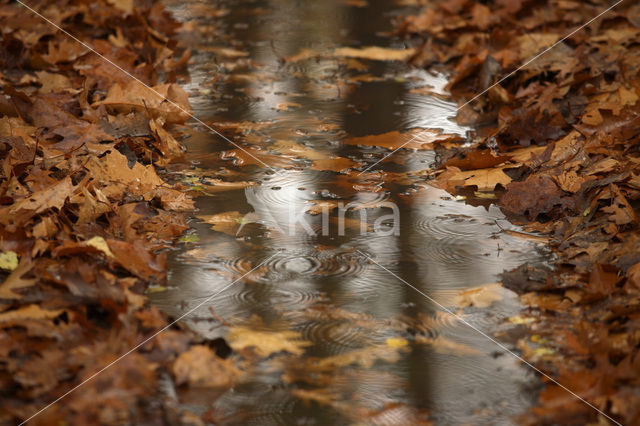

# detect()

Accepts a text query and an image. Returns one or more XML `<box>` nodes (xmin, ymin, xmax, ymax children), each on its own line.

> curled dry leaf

<box><xmin>99</xmin><ymin>81</ymin><xmax>192</xmax><ymax>124</ymax></box>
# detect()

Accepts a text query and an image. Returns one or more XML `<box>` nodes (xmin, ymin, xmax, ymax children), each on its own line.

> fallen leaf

<box><xmin>386</xmin><ymin>337</ymin><xmax>409</xmax><ymax>348</ymax></box>
<box><xmin>453</xmin><ymin>283</ymin><xmax>504</xmax><ymax>308</ymax></box>
<box><xmin>198</xmin><ymin>211</ymin><xmax>246</xmax><ymax>236</ymax></box>
<box><xmin>0</xmin><ymin>259</ymin><xmax>36</xmax><ymax>299</ymax></box>
<box><xmin>227</xmin><ymin>326</ymin><xmax>311</xmax><ymax>357</ymax></box>
<box><xmin>172</xmin><ymin>345</ymin><xmax>238</xmax><ymax>388</ymax></box>
<box><xmin>333</xmin><ymin>46</ymin><xmax>416</xmax><ymax>61</ymax></box>
<box><xmin>99</xmin><ymin>81</ymin><xmax>192</xmax><ymax>124</ymax></box>
<box><xmin>0</xmin><ymin>305</ymin><xmax>65</xmax><ymax>326</ymax></box>
<box><xmin>0</xmin><ymin>251</ymin><xmax>19</xmax><ymax>271</ymax></box>
<box><xmin>85</xmin><ymin>236</ymin><xmax>115</xmax><ymax>258</ymax></box>
<box><xmin>344</xmin><ymin>128</ymin><xmax>451</xmax><ymax>150</ymax></box>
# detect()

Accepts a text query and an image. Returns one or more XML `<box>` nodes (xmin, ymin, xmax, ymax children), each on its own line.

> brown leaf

<box><xmin>99</xmin><ymin>81</ymin><xmax>192</xmax><ymax>124</ymax></box>
<box><xmin>172</xmin><ymin>345</ymin><xmax>238</xmax><ymax>388</ymax></box>
<box><xmin>442</xmin><ymin>149</ymin><xmax>509</xmax><ymax>170</ymax></box>
<box><xmin>0</xmin><ymin>305</ymin><xmax>65</xmax><ymax>327</ymax></box>
<box><xmin>1</xmin><ymin>177</ymin><xmax>75</xmax><ymax>227</ymax></box>
<box><xmin>0</xmin><ymin>259</ymin><xmax>36</xmax><ymax>299</ymax></box>
<box><xmin>499</xmin><ymin>174</ymin><xmax>574</xmax><ymax>219</ymax></box>
<box><xmin>84</xmin><ymin>150</ymin><xmax>164</xmax><ymax>200</ymax></box>
<box><xmin>345</xmin><ymin>129</ymin><xmax>453</xmax><ymax>150</ymax></box>
<box><xmin>107</xmin><ymin>239</ymin><xmax>166</xmax><ymax>281</ymax></box>
<box><xmin>333</xmin><ymin>46</ymin><xmax>416</xmax><ymax>61</ymax></box>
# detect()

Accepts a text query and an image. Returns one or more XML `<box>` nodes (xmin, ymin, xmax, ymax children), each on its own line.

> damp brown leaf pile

<box><xmin>400</xmin><ymin>1</ymin><xmax>640</xmax><ymax>424</ymax></box>
<box><xmin>0</xmin><ymin>1</ymin><xmax>231</xmax><ymax>423</ymax></box>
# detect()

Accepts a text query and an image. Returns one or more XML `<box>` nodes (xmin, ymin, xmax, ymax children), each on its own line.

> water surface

<box><xmin>154</xmin><ymin>0</ymin><xmax>547</xmax><ymax>424</ymax></box>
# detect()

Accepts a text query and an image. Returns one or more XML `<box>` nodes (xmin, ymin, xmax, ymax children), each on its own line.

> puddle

<box><xmin>153</xmin><ymin>0</ymin><xmax>549</xmax><ymax>423</ymax></box>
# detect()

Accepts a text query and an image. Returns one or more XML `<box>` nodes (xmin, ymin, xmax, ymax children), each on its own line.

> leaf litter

<box><xmin>0</xmin><ymin>1</ymin><xmax>214</xmax><ymax>423</ymax></box>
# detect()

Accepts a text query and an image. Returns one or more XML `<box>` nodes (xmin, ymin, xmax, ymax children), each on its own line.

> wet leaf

<box><xmin>0</xmin><ymin>251</ymin><xmax>19</xmax><ymax>271</ymax></box>
<box><xmin>386</xmin><ymin>337</ymin><xmax>409</xmax><ymax>348</ymax></box>
<box><xmin>198</xmin><ymin>211</ymin><xmax>246</xmax><ymax>236</ymax></box>
<box><xmin>333</xmin><ymin>46</ymin><xmax>416</xmax><ymax>61</ymax></box>
<box><xmin>0</xmin><ymin>259</ymin><xmax>36</xmax><ymax>299</ymax></box>
<box><xmin>85</xmin><ymin>236</ymin><xmax>114</xmax><ymax>258</ymax></box>
<box><xmin>99</xmin><ymin>81</ymin><xmax>192</xmax><ymax>124</ymax></box>
<box><xmin>0</xmin><ymin>305</ymin><xmax>65</xmax><ymax>326</ymax></box>
<box><xmin>499</xmin><ymin>175</ymin><xmax>575</xmax><ymax>219</ymax></box>
<box><xmin>344</xmin><ymin>128</ymin><xmax>450</xmax><ymax>150</ymax></box>
<box><xmin>172</xmin><ymin>345</ymin><xmax>238</xmax><ymax>387</ymax></box>
<box><xmin>415</xmin><ymin>335</ymin><xmax>483</xmax><ymax>356</ymax></box>
<box><xmin>227</xmin><ymin>326</ymin><xmax>311</xmax><ymax>357</ymax></box>
<box><xmin>317</xmin><ymin>344</ymin><xmax>407</xmax><ymax>368</ymax></box>
<box><xmin>453</xmin><ymin>283</ymin><xmax>504</xmax><ymax>308</ymax></box>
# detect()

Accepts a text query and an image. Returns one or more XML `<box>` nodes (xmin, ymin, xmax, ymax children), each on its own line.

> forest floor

<box><xmin>0</xmin><ymin>1</ymin><xmax>209</xmax><ymax>424</ymax></box>
<box><xmin>399</xmin><ymin>0</ymin><xmax>640</xmax><ymax>424</ymax></box>
<box><xmin>2</xmin><ymin>0</ymin><xmax>640</xmax><ymax>425</ymax></box>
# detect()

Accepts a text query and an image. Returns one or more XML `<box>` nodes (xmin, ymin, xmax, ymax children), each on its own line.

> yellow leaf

<box><xmin>86</xmin><ymin>236</ymin><xmax>114</xmax><ymax>258</ymax></box>
<box><xmin>227</xmin><ymin>326</ymin><xmax>311</xmax><ymax>357</ymax></box>
<box><xmin>0</xmin><ymin>251</ymin><xmax>19</xmax><ymax>271</ymax></box>
<box><xmin>453</xmin><ymin>283</ymin><xmax>504</xmax><ymax>308</ymax></box>
<box><xmin>386</xmin><ymin>337</ymin><xmax>409</xmax><ymax>348</ymax></box>
<box><xmin>532</xmin><ymin>347</ymin><xmax>555</xmax><ymax>357</ymax></box>
<box><xmin>508</xmin><ymin>315</ymin><xmax>535</xmax><ymax>325</ymax></box>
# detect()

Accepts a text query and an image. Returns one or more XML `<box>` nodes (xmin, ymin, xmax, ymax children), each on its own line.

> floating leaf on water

<box><xmin>198</xmin><ymin>211</ymin><xmax>245</xmax><ymax>235</ymax></box>
<box><xmin>508</xmin><ymin>315</ymin><xmax>536</xmax><ymax>325</ymax></box>
<box><xmin>344</xmin><ymin>129</ymin><xmax>448</xmax><ymax>151</ymax></box>
<box><xmin>305</xmin><ymin>200</ymin><xmax>341</xmax><ymax>215</ymax></box>
<box><xmin>146</xmin><ymin>286</ymin><xmax>168</xmax><ymax>294</ymax></box>
<box><xmin>532</xmin><ymin>347</ymin><xmax>555</xmax><ymax>357</ymax></box>
<box><xmin>333</xmin><ymin>46</ymin><xmax>416</xmax><ymax>61</ymax></box>
<box><xmin>453</xmin><ymin>283</ymin><xmax>504</xmax><ymax>308</ymax></box>
<box><xmin>275</xmin><ymin>102</ymin><xmax>302</xmax><ymax>111</ymax></box>
<box><xmin>531</xmin><ymin>335</ymin><xmax>550</xmax><ymax>345</ymax></box>
<box><xmin>415</xmin><ymin>335</ymin><xmax>483</xmax><ymax>356</ymax></box>
<box><xmin>179</xmin><ymin>234</ymin><xmax>200</xmax><ymax>243</ymax></box>
<box><xmin>317</xmin><ymin>344</ymin><xmax>407</xmax><ymax>369</ymax></box>
<box><xmin>227</xmin><ymin>326</ymin><xmax>312</xmax><ymax>357</ymax></box>
<box><xmin>386</xmin><ymin>337</ymin><xmax>409</xmax><ymax>348</ymax></box>
<box><xmin>310</xmin><ymin>156</ymin><xmax>361</xmax><ymax>172</ymax></box>
<box><xmin>173</xmin><ymin>345</ymin><xmax>239</xmax><ymax>388</ymax></box>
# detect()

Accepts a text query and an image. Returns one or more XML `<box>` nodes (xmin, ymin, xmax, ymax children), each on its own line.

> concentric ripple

<box><xmin>263</xmin><ymin>250</ymin><xmax>368</xmax><ymax>280</ymax></box>
<box><xmin>409</xmin><ymin>215</ymin><xmax>481</xmax><ymax>265</ymax></box>
<box><xmin>410</xmin><ymin>213</ymin><xmax>539</xmax><ymax>271</ymax></box>
<box><xmin>227</xmin><ymin>284</ymin><xmax>326</xmax><ymax>312</ymax></box>
<box><xmin>296</xmin><ymin>320</ymin><xmax>375</xmax><ymax>353</ymax></box>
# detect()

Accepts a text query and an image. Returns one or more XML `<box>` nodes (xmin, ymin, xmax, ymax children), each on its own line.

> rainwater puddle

<box><xmin>153</xmin><ymin>0</ymin><xmax>549</xmax><ymax>424</ymax></box>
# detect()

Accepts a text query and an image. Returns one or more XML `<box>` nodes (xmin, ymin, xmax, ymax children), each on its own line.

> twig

<box><xmin>208</xmin><ymin>306</ymin><xmax>230</xmax><ymax>327</ymax></box>
<box><xmin>494</xmin><ymin>219</ymin><xmax>549</xmax><ymax>242</ymax></box>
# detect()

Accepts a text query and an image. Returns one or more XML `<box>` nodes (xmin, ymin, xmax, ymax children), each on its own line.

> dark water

<box><xmin>154</xmin><ymin>0</ymin><xmax>548</xmax><ymax>424</ymax></box>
